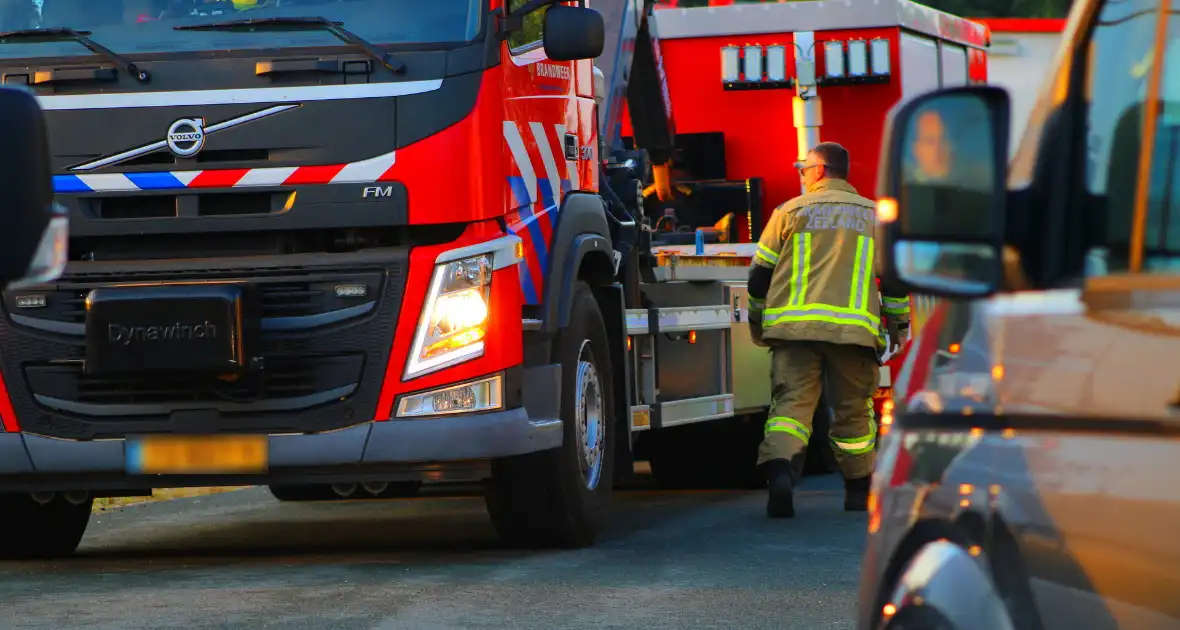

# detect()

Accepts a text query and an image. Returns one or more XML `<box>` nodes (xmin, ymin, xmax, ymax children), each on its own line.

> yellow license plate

<box><xmin>128</xmin><ymin>435</ymin><xmax>268</xmax><ymax>474</ymax></box>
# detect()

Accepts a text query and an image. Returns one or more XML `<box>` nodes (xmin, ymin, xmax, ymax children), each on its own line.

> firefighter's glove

<box><xmin>749</xmin><ymin>312</ymin><xmax>768</xmax><ymax>348</ymax></box>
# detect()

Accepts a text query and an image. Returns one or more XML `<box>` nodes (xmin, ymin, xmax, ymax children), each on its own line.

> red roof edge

<box><xmin>970</xmin><ymin>17</ymin><xmax>1067</xmax><ymax>33</ymax></box>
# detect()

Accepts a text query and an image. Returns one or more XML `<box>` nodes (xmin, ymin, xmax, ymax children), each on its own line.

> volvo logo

<box><xmin>166</xmin><ymin>118</ymin><xmax>206</xmax><ymax>157</ymax></box>
<box><xmin>70</xmin><ymin>105</ymin><xmax>300</xmax><ymax>171</ymax></box>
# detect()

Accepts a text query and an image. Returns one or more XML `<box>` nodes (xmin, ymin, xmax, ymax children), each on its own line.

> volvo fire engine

<box><xmin>0</xmin><ymin>0</ymin><xmax>986</xmax><ymax>557</ymax></box>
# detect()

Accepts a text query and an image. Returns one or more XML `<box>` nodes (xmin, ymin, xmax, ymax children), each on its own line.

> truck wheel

<box><xmin>267</xmin><ymin>484</ymin><xmax>339</xmax><ymax>502</ymax></box>
<box><xmin>485</xmin><ymin>281</ymin><xmax>616</xmax><ymax>549</ymax></box>
<box><xmin>362</xmin><ymin>481</ymin><xmax>422</xmax><ymax>499</ymax></box>
<box><xmin>0</xmin><ymin>492</ymin><xmax>92</xmax><ymax>559</ymax></box>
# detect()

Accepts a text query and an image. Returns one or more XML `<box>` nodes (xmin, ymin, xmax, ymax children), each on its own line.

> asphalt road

<box><xmin>0</xmin><ymin>473</ymin><xmax>867</xmax><ymax>630</ymax></box>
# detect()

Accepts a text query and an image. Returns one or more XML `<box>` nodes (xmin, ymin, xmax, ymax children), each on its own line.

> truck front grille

<box><xmin>25</xmin><ymin>354</ymin><xmax>362</xmax><ymax>409</ymax></box>
<box><xmin>0</xmin><ymin>258</ymin><xmax>407</xmax><ymax>440</ymax></box>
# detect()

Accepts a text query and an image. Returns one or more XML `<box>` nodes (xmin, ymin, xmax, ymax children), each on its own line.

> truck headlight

<box><xmin>405</xmin><ymin>255</ymin><xmax>492</xmax><ymax>379</ymax></box>
<box><xmin>396</xmin><ymin>373</ymin><xmax>503</xmax><ymax>418</ymax></box>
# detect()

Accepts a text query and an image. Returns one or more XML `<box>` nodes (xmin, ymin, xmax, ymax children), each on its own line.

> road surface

<box><xmin>0</xmin><ymin>473</ymin><xmax>867</xmax><ymax>630</ymax></box>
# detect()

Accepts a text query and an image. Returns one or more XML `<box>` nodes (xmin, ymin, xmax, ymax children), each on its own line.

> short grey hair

<box><xmin>810</xmin><ymin>142</ymin><xmax>850</xmax><ymax>179</ymax></box>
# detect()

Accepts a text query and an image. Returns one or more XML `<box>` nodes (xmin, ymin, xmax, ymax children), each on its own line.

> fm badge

<box><xmin>166</xmin><ymin>118</ymin><xmax>206</xmax><ymax>157</ymax></box>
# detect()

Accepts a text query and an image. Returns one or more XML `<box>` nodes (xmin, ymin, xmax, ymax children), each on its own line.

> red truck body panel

<box><xmin>629</xmin><ymin>2</ymin><xmax>988</xmax><ymax>232</ymax></box>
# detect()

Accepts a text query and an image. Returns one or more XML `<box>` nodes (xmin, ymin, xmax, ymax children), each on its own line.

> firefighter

<box><xmin>746</xmin><ymin>142</ymin><xmax>910</xmax><ymax>519</ymax></box>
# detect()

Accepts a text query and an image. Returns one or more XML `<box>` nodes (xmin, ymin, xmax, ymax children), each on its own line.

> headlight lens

<box><xmin>405</xmin><ymin>255</ymin><xmax>492</xmax><ymax>379</ymax></box>
<box><xmin>396</xmin><ymin>373</ymin><xmax>504</xmax><ymax>418</ymax></box>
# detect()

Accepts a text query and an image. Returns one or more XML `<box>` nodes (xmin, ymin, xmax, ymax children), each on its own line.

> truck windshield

<box><xmin>0</xmin><ymin>0</ymin><xmax>483</xmax><ymax>60</ymax></box>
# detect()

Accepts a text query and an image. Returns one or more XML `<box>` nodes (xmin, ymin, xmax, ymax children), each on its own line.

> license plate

<box><xmin>127</xmin><ymin>435</ymin><xmax>268</xmax><ymax>474</ymax></box>
<box><xmin>85</xmin><ymin>284</ymin><xmax>250</xmax><ymax>376</ymax></box>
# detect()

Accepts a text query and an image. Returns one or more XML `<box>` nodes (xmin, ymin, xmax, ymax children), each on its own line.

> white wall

<box><xmin>986</xmin><ymin>31</ymin><xmax>1063</xmax><ymax>157</ymax></box>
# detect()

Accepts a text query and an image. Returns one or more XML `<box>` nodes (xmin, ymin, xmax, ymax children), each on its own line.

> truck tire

<box><xmin>267</xmin><ymin>484</ymin><xmax>339</xmax><ymax>502</ymax></box>
<box><xmin>361</xmin><ymin>481</ymin><xmax>422</xmax><ymax>499</ymax></box>
<box><xmin>0</xmin><ymin>492</ymin><xmax>92</xmax><ymax>559</ymax></box>
<box><xmin>485</xmin><ymin>281</ymin><xmax>616</xmax><ymax>549</ymax></box>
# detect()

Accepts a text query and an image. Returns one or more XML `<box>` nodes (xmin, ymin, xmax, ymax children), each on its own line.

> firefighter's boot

<box><xmin>766</xmin><ymin>458</ymin><xmax>796</xmax><ymax>518</ymax></box>
<box><xmin>844</xmin><ymin>475</ymin><xmax>871</xmax><ymax>512</ymax></box>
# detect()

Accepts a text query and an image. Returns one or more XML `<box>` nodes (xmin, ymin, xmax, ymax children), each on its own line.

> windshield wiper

<box><xmin>0</xmin><ymin>28</ymin><xmax>151</xmax><ymax>83</ymax></box>
<box><xmin>174</xmin><ymin>17</ymin><xmax>405</xmax><ymax>74</ymax></box>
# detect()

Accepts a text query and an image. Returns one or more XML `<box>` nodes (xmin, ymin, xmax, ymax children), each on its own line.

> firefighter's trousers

<box><xmin>757</xmin><ymin>339</ymin><xmax>879</xmax><ymax>480</ymax></box>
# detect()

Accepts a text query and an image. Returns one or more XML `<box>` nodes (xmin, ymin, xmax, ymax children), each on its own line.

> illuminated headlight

<box><xmin>405</xmin><ymin>255</ymin><xmax>492</xmax><ymax>379</ymax></box>
<box><xmin>396</xmin><ymin>373</ymin><xmax>503</xmax><ymax>418</ymax></box>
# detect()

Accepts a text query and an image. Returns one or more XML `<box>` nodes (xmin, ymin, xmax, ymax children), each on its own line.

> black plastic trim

<box><xmin>35</xmin><ymin>385</ymin><xmax>357</xmax><ymax>418</ymax></box>
<box><xmin>541</xmin><ymin>192</ymin><xmax>613</xmax><ymax>332</ymax></box>
<box><xmin>11</xmin><ymin>300</ymin><xmax>377</xmax><ymax>336</ymax></box>
<box><xmin>0</xmin><ymin>251</ymin><xmax>409</xmax><ymax>440</ymax></box>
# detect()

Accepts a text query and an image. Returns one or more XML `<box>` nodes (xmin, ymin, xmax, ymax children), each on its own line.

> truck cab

<box><xmin>0</xmin><ymin>0</ymin><xmax>626</xmax><ymax>556</ymax></box>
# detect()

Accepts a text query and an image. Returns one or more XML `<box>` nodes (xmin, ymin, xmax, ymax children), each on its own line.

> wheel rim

<box><xmin>575</xmin><ymin>340</ymin><xmax>606</xmax><ymax>491</ymax></box>
<box><xmin>362</xmin><ymin>482</ymin><xmax>388</xmax><ymax>496</ymax></box>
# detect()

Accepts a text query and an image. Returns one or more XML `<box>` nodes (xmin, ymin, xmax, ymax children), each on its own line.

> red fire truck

<box><xmin>629</xmin><ymin>0</ymin><xmax>988</xmax><ymax>470</ymax></box>
<box><xmin>0</xmin><ymin>0</ymin><xmax>985</xmax><ymax>557</ymax></box>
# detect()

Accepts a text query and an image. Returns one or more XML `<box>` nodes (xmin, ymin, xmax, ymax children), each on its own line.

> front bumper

<box><xmin>0</xmin><ymin>364</ymin><xmax>563</xmax><ymax>491</ymax></box>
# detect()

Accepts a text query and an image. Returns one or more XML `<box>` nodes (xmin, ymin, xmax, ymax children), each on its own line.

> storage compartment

<box><xmin>724</xmin><ymin>282</ymin><xmax>773</xmax><ymax>412</ymax></box>
<box><xmin>640</xmin><ymin>281</ymin><xmax>730</xmax><ymax>403</ymax></box>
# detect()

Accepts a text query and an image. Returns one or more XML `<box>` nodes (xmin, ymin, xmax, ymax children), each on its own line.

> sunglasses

<box><xmin>794</xmin><ymin>161</ymin><xmax>825</xmax><ymax>176</ymax></box>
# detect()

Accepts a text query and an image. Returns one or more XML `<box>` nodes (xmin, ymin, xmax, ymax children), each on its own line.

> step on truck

<box><xmin>0</xmin><ymin>0</ymin><xmax>986</xmax><ymax>557</ymax></box>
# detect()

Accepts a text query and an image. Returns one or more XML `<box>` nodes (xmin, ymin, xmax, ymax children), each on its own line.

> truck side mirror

<box><xmin>0</xmin><ymin>86</ymin><xmax>68</xmax><ymax>290</ymax></box>
<box><xmin>543</xmin><ymin>4</ymin><xmax>604</xmax><ymax>61</ymax></box>
<box><xmin>874</xmin><ymin>86</ymin><xmax>1011</xmax><ymax>299</ymax></box>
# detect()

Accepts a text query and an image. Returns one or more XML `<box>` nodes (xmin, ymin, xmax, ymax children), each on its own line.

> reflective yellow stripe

<box><xmin>882</xmin><ymin>296</ymin><xmax>910</xmax><ymax>315</ymax></box>
<box><xmin>788</xmin><ymin>234</ymin><xmax>802</xmax><ymax>306</ymax></box>
<box><xmin>787</xmin><ymin>233</ymin><xmax>811</xmax><ymax>306</ymax></box>
<box><xmin>799</xmin><ymin>233</ymin><xmax>811</xmax><ymax>306</ymax></box>
<box><xmin>830</xmin><ymin>419</ymin><xmax>877</xmax><ymax>455</ymax></box>
<box><xmin>766</xmin><ymin>416</ymin><xmax>811</xmax><ymax>444</ymax></box>
<box><xmin>847</xmin><ymin>235</ymin><xmax>875</xmax><ymax>312</ymax></box>
<box><xmin>859</xmin><ymin>236</ymin><xmax>874</xmax><ymax>311</ymax></box>
<box><xmin>756</xmin><ymin>244</ymin><xmax>780</xmax><ymax>266</ymax></box>
<box><xmin>764</xmin><ymin>309</ymin><xmax>878</xmax><ymax>336</ymax></box>
<box><xmin>765</xmin><ymin>303</ymin><xmax>871</xmax><ymax>316</ymax></box>
<box><xmin>763</xmin><ymin>303</ymin><xmax>879</xmax><ymax>335</ymax></box>
<box><xmin>849</xmin><ymin>235</ymin><xmax>865</xmax><ymax>310</ymax></box>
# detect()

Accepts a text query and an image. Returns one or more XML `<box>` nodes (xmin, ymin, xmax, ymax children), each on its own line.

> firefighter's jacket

<box><xmin>749</xmin><ymin>178</ymin><xmax>910</xmax><ymax>349</ymax></box>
